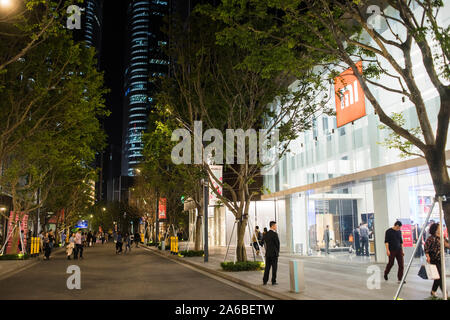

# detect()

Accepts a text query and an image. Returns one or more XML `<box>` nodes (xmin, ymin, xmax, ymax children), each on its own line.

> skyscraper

<box><xmin>83</xmin><ymin>0</ymin><xmax>103</xmax><ymax>51</ymax></box>
<box><xmin>122</xmin><ymin>0</ymin><xmax>170</xmax><ymax>177</ymax></box>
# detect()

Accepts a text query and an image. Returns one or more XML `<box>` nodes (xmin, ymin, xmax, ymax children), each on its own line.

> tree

<box><xmin>141</xmin><ymin>107</ymin><xmax>204</xmax><ymax>248</ymax></box>
<box><xmin>159</xmin><ymin>13</ymin><xmax>325</xmax><ymax>261</ymax></box>
<box><xmin>0</xmin><ymin>32</ymin><xmax>108</xmax><ymax>253</ymax></box>
<box><xmin>203</xmin><ymin>0</ymin><xmax>450</xmax><ymax>233</ymax></box>
<box><xmin>0</xmin><ymin>0</ymin><xmax>74</xmax><ymax>71</ymax></box>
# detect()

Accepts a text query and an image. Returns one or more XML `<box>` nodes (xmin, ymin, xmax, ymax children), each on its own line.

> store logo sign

<box><xmin>334</xmin><ymin>61</ymin><xmax>366</xmax><ymax>127</ymax></box>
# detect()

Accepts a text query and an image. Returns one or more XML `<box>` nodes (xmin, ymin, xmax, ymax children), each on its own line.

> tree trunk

<box><xmin>194</xmin><ymin>213</ymin><xmax>202</xmax><ymax>251</ymax></box>
<box><xmin>236</xmin><ymin>216</ymin><xmax>248</xmax><ymax>262</ymax></box>
<box><xmin>7</xmin><ymin>212</ymin><xmax>20</xmax><ymax>254</ymax></box>
<box><xmin>424</xmin><ymin>149</ymin><xmax>450</xmax><ymax>231</ymax></box>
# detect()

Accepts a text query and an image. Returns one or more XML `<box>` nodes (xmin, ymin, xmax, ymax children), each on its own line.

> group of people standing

<box><xmin>113</xmin><ymin>231</ymin><xmax>141</xmax><ymax>255</ymax></box>
<box><xmin>351</xmin><ymin>223</ymin><xmax>371</xmax><ymax>256</ymax></box>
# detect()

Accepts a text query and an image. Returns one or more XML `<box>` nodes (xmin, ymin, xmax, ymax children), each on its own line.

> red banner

<box><xmin>6</xmin><ymin>212</ymin><xmax>29</xmax><ymax>254</ymax></box>
<box><xmin>401</xmin><ymin>224</ymin><xmax>413</xmax><ymax>248</ymax></box>
<box><xmin>158</xmin><ymin>198</ymin><xmax>167</xmax><ymax>220</ymax></box>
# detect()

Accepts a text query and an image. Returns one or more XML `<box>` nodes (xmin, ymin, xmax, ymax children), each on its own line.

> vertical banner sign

<box><xmin>208</xmin><ymin>165</ymin><xmax>223</xmax><ymax>205</ymax></box>
<box><xmin>6</xmin><ymin>212</ymin><xmax>28</xmax><ymax>254</ymax></box>
<box><xmin>159</xmin><ymin>198</ymin><xmax>167</xmax><ymax>220</ymax></box>
<box><xmin>400</xmin><ymin>224</ymin><xmax>413</xmax><ymax>247</ymax></box>
<box><xmin>334</xmin><ymin>61</ymin><xmax>366</xmax><ymax>127</ymax></box>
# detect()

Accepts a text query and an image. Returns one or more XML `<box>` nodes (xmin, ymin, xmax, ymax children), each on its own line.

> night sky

<box><xmin>100</xmin><ymin>0</ymin><xmax>129</xmax><ymax>174</ymax></box>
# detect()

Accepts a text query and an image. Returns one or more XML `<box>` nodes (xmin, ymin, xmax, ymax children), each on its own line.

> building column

<box><xmin>285</xmin><ymin>195</ymin><xmax>294</xmax><ymax>253</ymax></box>
<box><xmin>372</xmin><ymin>176</ymin><xmax>390</xmax><ymax>264</ymax></box>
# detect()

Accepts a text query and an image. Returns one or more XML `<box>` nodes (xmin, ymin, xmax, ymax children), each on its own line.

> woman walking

<box><xmin>424</xmin><ymin>222</ymin><xmax>450</xmax><ymax>298</ymax></box>
<box><xmin>66</xmin><ymin>233</ymin><xmax>75</xmax><ymax>260</ymax></box>
<box><xmin>43</xmin><ymin>232</ymin><xmax>51</xmax><ymax>260</ymax></box>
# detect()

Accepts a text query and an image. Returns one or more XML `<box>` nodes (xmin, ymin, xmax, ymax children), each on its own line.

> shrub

<box><xmin>179</xmin><ymin>250</ymin><xmax>204</xmax><ymax>257</ymax></box>
<box><xmin>221</xmin><ymin>261</ymin><xmax>264</xmax><ymax>272</ymax></box>
<box><xmin>0</xmin><ymin>254</ymin><xmax>31</xmax><ymax>260</ymax></box>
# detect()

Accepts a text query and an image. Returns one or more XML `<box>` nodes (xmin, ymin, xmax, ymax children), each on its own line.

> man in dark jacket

<box><xmin>262</xmin><ymin>221</ymin><xmax>280</xmax><ymax>285</ymax></box>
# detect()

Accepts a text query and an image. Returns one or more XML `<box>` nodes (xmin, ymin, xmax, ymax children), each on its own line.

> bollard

<box><xmin>175</xmin><ymin>237</ymin><xmax>178</xmax><ymax>254</ymax></box>
<box><xmin>289</xmin><ymin>260</ymin><xmax>305</xmax><ymax>293</ymax></box>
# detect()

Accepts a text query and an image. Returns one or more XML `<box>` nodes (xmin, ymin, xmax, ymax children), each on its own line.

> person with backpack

<box><xmin>252</xmin><ymin>226</ymin><xmax>263</xmax><ymax>255</ymax></box>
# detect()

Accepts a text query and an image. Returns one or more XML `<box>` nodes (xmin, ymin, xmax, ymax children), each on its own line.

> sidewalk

<box><xmin>0</xmin><ymin>247</ymin><xmax>64</xmax><ymax>281</ymax></box>
<box><xmin>145</xmin><ymin>243</ymin><xmax>449</xmax><ymax>300</ymax></box>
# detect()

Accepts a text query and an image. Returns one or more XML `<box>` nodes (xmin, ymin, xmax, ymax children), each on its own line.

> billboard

<box><xmin>334</xmin><ymin>61</ymin><xmax>366</xmax><ymax>127</ymax></box>
<box><xmin>6</xmin><ymin>212</ymin><xmax>28</xmax><ymax>254</ymax></box>
<box><xmin>209</xmin><ymin>165</ymin><xmax>223</xmax><ymax>205</ymax></box>
<box><xmin>159</xmin><ymin>198</ymin><xmax>167</xmax><ymax>220</ymax></box>
<box><xmin>75</xmin><ymin>220</ymin><xmax>88</xmax><ymax>229</ymax></box>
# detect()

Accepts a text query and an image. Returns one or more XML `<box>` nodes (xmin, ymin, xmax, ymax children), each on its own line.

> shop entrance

<box><xmin>307</xmin><ymin>193</ymin><xmax>362</xmax><ymax>255</ymax></box>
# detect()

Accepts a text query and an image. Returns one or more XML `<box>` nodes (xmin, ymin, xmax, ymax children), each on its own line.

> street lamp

<box><xmin>0</xmin><ymin>0</ymin><xmax>12</xmax><ymax>8</ymax></box>
<box><xmin>102</xmin><ymin>207</ymin><xmax>106</xmax><ymax>212</ymax></box>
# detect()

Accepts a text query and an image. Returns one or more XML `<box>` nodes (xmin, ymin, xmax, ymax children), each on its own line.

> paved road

<box><xmin>0</xmin><ymin>243</ymin><xmax>264</xmax><ymax>300</ymax></box>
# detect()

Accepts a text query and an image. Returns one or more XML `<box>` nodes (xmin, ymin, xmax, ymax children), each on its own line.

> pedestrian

<box><xmin>323</xmin><ymin>225</ymin><xmax>331</xmax><ymax>254</ymax></box>
<box><xmin>424</xmin><ymin>222</ymin><xmax>450</xmax><ymax>297</ymax></box>
<box><xmin>384</xmin><ymin>221</ymin><xmax>404</xmax><ymax>283</ymax></box>
<box><xmin>116</xmin><ymin>231</ymin><xmax>123</xmax><ymax>254</ymax></box>
<box><xmin>124</xmin><ymin>233</ymin><xmax>132</xmax><ymax>254</ymax></box>
<box><xmin>134</xmin><ymin>231</ymin><xmax>140</xmax><ymax>248</ymax></box>
<box><xmin>61</xmin><ymin>231</ymin><xmax>66</xmax><ymax>247</ymax></box>
<box><xmin>74</xmin><ymin>230</ymin><xmax>83</xmax><ymax>259</ymax></box>
<box><xmin>353</xmin><ymin>226</ymin><xmax>361</xmax><ymax>256</ymax></box>
<box><xmin>66</xmin><ymin>233</ymin><xmax>75</xmax><ymax>260</ymax></box>
<box><xmin>92</xmin><ymin>232</ymin><xmax>97</xmax><ymax>247</ymax></box>
<box><xmin>86</xmin><ymin>231</ymin><xmax>92</xmax><ymax>247</ymax></box>
<box><xmin>262</xmin><ymin>221</ymin><xmax>280</xmax><ymax>286</ymax></box>
<box><xmin>251</xmin><ymin>226</ymin><xmax>262</xmax><ymax>255</ymax></box>
<box><xmin>359</xmin><ymin>223</ymin><xmax>370</xmax><ymax>256</ymax></box>
<box><xmin>39</xmin><ymin>231</ymin><xmax>44</xmax><ymax>254</ymax></box>
<box><xmin>101</xmin><ymin>232</ymin><xmax>106</xmax><ymax>244</ymax></box>
<box><xmin>43</xmin><ymin>232</ymin><xmax>51</xmax><ymax>260</ymax></box>
<box><xmin>48</xmin><ymin>230</ymin><xmax>55</xmax><ymax>256</ymax></box>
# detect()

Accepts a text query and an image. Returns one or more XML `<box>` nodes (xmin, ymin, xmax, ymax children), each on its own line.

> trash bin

<box><xmin>289</xmin><ymin>260</ymin><xmax>305</xmax><ymax>293</ymax></box>
<box><xmin>295</xmin><ymin>243</ymin><xmax>303</xmax><ymax>255</ymax></box>
<box><xmin>161</xmin><ymin>240</ymin><xmax>165</xmax><ymax>251</ymax></box>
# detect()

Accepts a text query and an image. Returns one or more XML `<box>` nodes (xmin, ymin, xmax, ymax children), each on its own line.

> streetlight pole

<box><xmin>203</xmin><ymin>179</ymin><xmax>209</xmax><ymax>263</ymax></box>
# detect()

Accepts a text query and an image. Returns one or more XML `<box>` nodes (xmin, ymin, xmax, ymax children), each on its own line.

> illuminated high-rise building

<box><xmin>122</xmin><ymin>0</ymin><xmax>170</xmax><ymax>177</ymax></box>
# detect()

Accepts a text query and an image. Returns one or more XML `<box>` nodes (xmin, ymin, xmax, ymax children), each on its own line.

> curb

<box><xmin>143</xmin><ymin>245</ymin><xmax>297</xmax><ymax>300</ymax></box>
<box><xmin>0</xmin><ymin>247</ymin><xmax>65</xmax><ymax>281</ymax></box>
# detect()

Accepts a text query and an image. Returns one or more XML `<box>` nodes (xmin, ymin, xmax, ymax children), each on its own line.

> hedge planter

<box><xmin>221</xmin><ymin>261</ymin><xmax>265</xmax><ymax>272</ymax></box>
<box><xmin>0</xmin><ymin>254</ymin><xmax>31</xmax><ymax>260</ymax></box>
<box><xmin>179</xmin><ymin>250</ymin><xmax>204</xmax><ymax>257</ymax></box>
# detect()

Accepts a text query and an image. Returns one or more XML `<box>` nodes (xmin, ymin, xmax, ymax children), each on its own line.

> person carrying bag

<box><xmin>424</xmin><ymin>222</ymin><xmax>450</xmax><ymax>298</ymax></box>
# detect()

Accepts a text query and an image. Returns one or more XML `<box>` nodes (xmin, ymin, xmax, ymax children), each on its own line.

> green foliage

<box><xmin>179</xmin><ymin>250</ymin><xmax>204</xmax><ymax>257</ymax></box>
<box><xmin>0</xmin><ymin>254</ymin><xmax>31</xmax><ymax>260</ymax></box>
<box><xmin>221</xmin><ymin>261</ymin><xmax>265</xmax><ymax>271</ymax></box>
<box><xmin>378</xmin><ymin>113</ymin><xmax>423</xmax><ymax>158</ymax></box>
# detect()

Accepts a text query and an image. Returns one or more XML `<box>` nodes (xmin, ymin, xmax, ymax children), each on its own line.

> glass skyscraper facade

<box><xmin>122</xmin><ymin>0</ymin><xmax>169</xmax><ymax>177</ymax></box>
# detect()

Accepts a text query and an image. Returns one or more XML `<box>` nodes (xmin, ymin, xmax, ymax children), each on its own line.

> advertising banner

<box><xmin>159</xmin><ymin>198</ymin><xmax>167</xmax><ymax>220</ymax></box>
<box><xmin>6</xmin><ymin>212</ymin><xmax>28</xmax><ymax>254</ymax></box>
<box><xmin>401</xmin><ymin>224</ymin><xmax>413</xmax><ymax>247</ymax></box>
<box><xmin>334</xmin><ymin>61</ymin><xmax>366</xmax><ymax>127</ymax></box>
<box><xmin>208</xmin><ymin>165</ymin><xmax>223</xmax><ymax>205</ymax></box>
